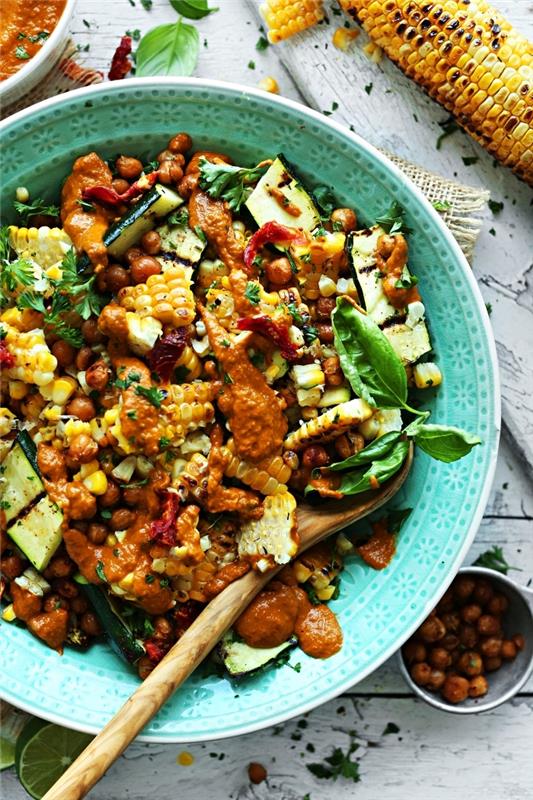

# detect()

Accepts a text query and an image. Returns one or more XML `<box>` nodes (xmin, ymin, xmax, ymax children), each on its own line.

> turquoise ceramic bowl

<box><xmin>0</xmin><ymin>79</ymin><xmax>500</xmax><ymax>742</ymax></box>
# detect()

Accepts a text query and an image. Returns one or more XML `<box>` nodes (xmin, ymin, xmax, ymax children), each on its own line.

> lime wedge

<box><xmin>0</xmin><ymin>736</ymin><xmax>16</xmax><ymax>770</ymax></box>
<box><xmin>15</xmin><ymin>718</ymin><xmax>93</xmax><ymax>799</ymax></box>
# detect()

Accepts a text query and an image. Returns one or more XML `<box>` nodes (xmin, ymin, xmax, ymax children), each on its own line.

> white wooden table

<box><xmin>4</xmin><ymin>2</ymin><xmax>533</xmax><ymax>797</ymax></box>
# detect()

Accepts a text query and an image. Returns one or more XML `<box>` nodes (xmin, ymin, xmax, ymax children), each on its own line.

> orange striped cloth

<box><xmin>1</xmin><ymin>40</ymin><xmax>103</xmax><ymax>119</ymax></box>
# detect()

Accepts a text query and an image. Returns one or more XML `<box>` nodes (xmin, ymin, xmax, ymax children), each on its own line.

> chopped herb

<box><xmin>83</xmin><ymin>19</ymin><xmax>91</xmax><ymax>28</ymax></box>
<box><xmin>252</xmin><ymin>254</ymin><xmax>263</xmax><ymax>268</ymax></box>
<box><xmin>332</xmin><ymin>101</ymin><xmax>338</xmax><ymax>111</ymax></box>
<box><xmin>383</xmin><ymin>722</ymin><xmax>400</xmax><ymax>735</ymax></box>
<box><xmin>302</xmin><ymin>324</ymin><xmax>319</xmax><ymax>345</ymax></box>
<box><xmin>432</xmin><ymin>200</ymin><xmax>451</xmax><ymax>212</ymax></box>
<box><xmin>194</xmin><ymin>224</ymin><xmax>207</xmax><ymax>243</ymax></box>
<box><xmin>29</xmin><ymin>31</ymin><xmax>50</xmax><ymax>43</ymax></box>
<box><xmin>145</xmin><ymin>574</ymin><xmax>155</xmax><ymax>584</ymax></box>
<box><xmin>375</xmin><ymin>201</ymin><xmax>412</xmax><ymax>235</ymax></box>
<box><xmin>287</xmin><ymin>302</ymin><xmax>304</xmax><ymax>325</ymax></box>
<box><xmin>485</xmin><ymin>302</ymin><xmax>493</xmax><ymax>316</ymax></box>
<box><xmin>77</xmin><ymin>199</ymin><xmax>95</xmax><ymax>212</ymax></box>
<box><xmin>473</xmin><ymin>546</ymin><xmax>521</xmax><ymax>575</ymax></box>
<box><xmin>159</xmin><ymin>436</ymin><xmax>171</xmax><ymax>449</ymax></box>
<box><xmin>247</xmin><ymin>60</ymin><xmax>255</xmax><ymax>70</ymax></box>
<box><xmin>15</xmin><ymin>45</ymin><xmax>30</xmax><ymax>60</ymax></box>
<box><xmin>290</xmin><ymin>662</ymin><xmax>302</xmax><ymax>673</ymax></box>
<box><xmin>394</xmin><ymin>270</ymin><xmax>418</xmax><ymax>290</ymax></box>
<box><xmin>313</xmin><ymin>185</ymin><xmax>336</xmax><ymax>218</ymax></box>
<box><xmin>17</xmin><ymin>32</ymin><xmax>26</xmax><ymax>40</ymax></box>
<box><xmin>126</xmin><ymin>28</ymin><xmax>142</xmax><ymax>41</ymax></box>
<box><xmin>14</xmin><ymin>197</ymin><xmax>60</xmax><ymax>221</ymax></box>
<box><xmin>126</xmin><ymin>410</ymin><xmax>137</xmax><ymax>419</ymax></box>
<box><xmin>0</xmin><ymin>500</ymin><xmax>10</xmax><ymax>510</ymax></box>
<box><xmin>114</xmin><ymin>370</ymin><xmax>141</xmax><ymax>390</ymax></box>
<box><xmin>436</xmin><ymin>116</ymin><xmax>459</xmax><ymax>150</ymax></box>
<box><xmin>249</xmin><ymin>351</ymin><xmax>265</xmax><ymax>369</ymax></box>
<box><xmin>198</xmin><ymin>157</ymin><xmax>268</xmax><ymax>212</ymax></box>
<box><xmin>307</xmin><ymin>740</ymin><xmax>361</xmax><ymax>782</ymax></box>
<box><xmin>134</xmin><ymin>384</ymin><xmax>166</xmax><ymax>408</ymax></box>
<box><xmin>101</xmin><ymin>509</ymin><xmax>112</xmax><ymax>520</ymax></box>
<box><xmin>95</xmin><ymin>561</ymin><xmax>107</xmax><ymax>582</ymax></box>
<box><xmin>223</xmin><ymin>372</ymin><xmax>233</xmax><ymax>384</ymax></box>
<box><xmin>220</xmin><ymin>338</ymin><xmax>230</xmax><ymax>347</ymax></box>
<box><xmin>489</xmin><ymin>227</ymin><xmax>496</xmax><ymax>236</ymax></box>
<box><xmin>313</xmin><ymin>225</ymin><xmax>327</xmax><ymax>238</ymax></box>
<box><xmin>364</xmin><ymin>83</ymin><xmax>373</xmax><ymax>95</ymax></box>
<box><xmin>159</xmin><ymin>577</ymin><xmax>170</xmax><ymax>588</ymax></box>
<box><xmin>113</xmin><ymin>548</ymin><xmax>120</xmax><ymax>557</ymax></box>
<box><xmin>462</xmin><ymin>156</ymin><xmax>479</xmax><ymax>166</ymax></box>
<box><xmin>488</xmin><ymin>199</ymin><xmax>504</xmax><ymax>214</ymax></box>
<box><xmin>244</xmin><ymin>281</ymin><xmax>261</xmax><ymax>305</ymax></box>
<box><xmin>140</xmin><ymin>0</ymin><xmax>153</xmax><ymax>8</ymax></box>
<box><xmin>256</xmin><ymin>35</ymin><xmax>269</xmax><ymax>51</ymax></box>
<box><xmin>168</xmin><ymin>206</ymin><xmax>189</xmax><ymax>226</ymax></box>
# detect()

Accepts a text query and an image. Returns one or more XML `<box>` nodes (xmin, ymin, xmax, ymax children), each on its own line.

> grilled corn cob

<box><xmin>174</xmin><ymin>345</ymin><xmax>202</xmax><ymax>380</ymax></box>
<box><xmin>237</xmin><ymin>491</ymin><xmax>298</xmax><ymax>570</ymax></box>
<box><xmin>222</xmin><ymin>438</ymin><xmax>291</xmax><ymax>495</ymax></box>
<box><xmin>189</xmin><ymin>560</ymin><xmax>217</xmax><ymax>602</ymax></box>
<box><xmin>2</xmin><ymin>324</ymin><xmax>57</xmax><ymax>387</ymax></box>
<box><xmin>164</xmin><ymin>383</ymin><xmax>216</xmax><ymax>439</ymax></box>
<box><xmin>8</xmin><ymin>226</ymin><xmax>72</xmax><ymax>268</ymax></box>
<box><xmin>341</xmin><ymin>0</ymin><xmax>533</xmax><ymax>183</ymax></box>
<box><xmin>118</xmin><ymin>261</ymin><xmax>195</xmax><ymax>328</ymax></box>
<box><xmin>284</xmin><ymin>398</ymin><xmax>373</xmax><ymax>450</ymax></box>
<box><xmin>261</xmin><ymin>0</ymin><xmax>325</xmax><ymax>43</ymax></box>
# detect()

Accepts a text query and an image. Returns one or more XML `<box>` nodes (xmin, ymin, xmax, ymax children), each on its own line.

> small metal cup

<box><xmin>398</xmin><ymin>566</ymin><xmax>533</xmax><ymax>714</ymax></box>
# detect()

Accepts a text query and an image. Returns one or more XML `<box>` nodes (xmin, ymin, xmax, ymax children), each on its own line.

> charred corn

<box><xmin>174</xmin><ymin>345</ymin><xmax>202</xmax><ymax>380</ymax></box>
<box><xmin>8</xmin><ymin>226</ymin><xmax>72</xmax><ymax>268</ymax></box>
<box><xmin>222</xmin><ymin>438</ymin><xmax>291</xmax><ymax>495</ymax></box>
<box><xmin>164</xmin><ymin>383</ymin><xmax>216</xmax><ymax>442</ymax></box>
<box><xmin>118</xmin><ymin>261</ymin><xmax>195</xmax><ymax>328</ymax></box>
<box><xmin>261</xmin><ymin>0</ymin><xmax>325</xmax><ymax>43</ymax></box>
<box><xmin>284</xmin><ymin>398</ymin><xmax>373</xmax><ymax>450</ymax></box>
<box><xmin>341</xmin><ymin>0</ymin><xmax>533</xmax><ymax>183</ymax></box>
<box><xmin>2</xmin><ymin>324</ymin><xmax>57</xmax><ymax>387</ymax></box>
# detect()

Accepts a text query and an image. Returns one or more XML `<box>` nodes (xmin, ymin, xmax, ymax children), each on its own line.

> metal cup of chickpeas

<box><xmin>398</xmin><ymin>567</ymin><xmax>533</xmax><ymax>713</ymax></box>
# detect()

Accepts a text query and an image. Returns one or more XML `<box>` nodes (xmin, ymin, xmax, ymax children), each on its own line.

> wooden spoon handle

<box><xmin>42</xmin><ymin>566</ymin><xmax>274</xmax><ymax>800</ymax></box>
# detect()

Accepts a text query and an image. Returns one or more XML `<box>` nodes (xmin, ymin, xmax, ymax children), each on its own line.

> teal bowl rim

<box><xmin>0</xmin><ymin>78</ymin><xmax>500</xmax><ymax>742</ymax></box>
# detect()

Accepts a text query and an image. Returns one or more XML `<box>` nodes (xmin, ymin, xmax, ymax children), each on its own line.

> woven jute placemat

<box><xmin>1</xmin><ymin>45</ymin><xmax>489</xmax><ymax>261</ymax></box>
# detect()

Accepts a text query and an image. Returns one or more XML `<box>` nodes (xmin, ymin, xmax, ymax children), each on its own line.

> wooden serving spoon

<box><xmin>43</xmin><ymin>445</ymin><xmax>412</xmax><ymax>800</ymax></box>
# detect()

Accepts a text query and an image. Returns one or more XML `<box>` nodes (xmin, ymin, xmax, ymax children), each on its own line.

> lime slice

<box><xmin>15</xmin><ymin>718</ymin><xmax>93</xmax><ymax>800</ymax></box>
<box><xmin>0</xmin><ymin>736</ymin><xmax>16</xmax><ymax>770</ymax></box>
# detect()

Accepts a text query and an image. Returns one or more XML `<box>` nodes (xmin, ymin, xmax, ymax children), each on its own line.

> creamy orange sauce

<box><xmin>357</xmin><ymin>519</ymin><xmax>396</xmax><ymax>570</ymax></box>
<box><xmin>0</xmin><ymin>0</ymin><xmax>66</xmax><ymax>81</ymax></box>
<box><xmin>204</xmin><ymin>425</ymin><xmax>263</xmax><ymax>518</ymax></box>
<box><xmin>200</xmin><ymin>305</ymin><xmax>287</xmax><ymax>463</ymax></box>
<box><xmin>61</xmin><ymin>152</ymin><xmax>115</xmax><ymax>264</ymax></box>
<box><xmin>189</xmin><ymin>189</ymin><xmax>245</xmax><ymax>273</ymax></box>
<box><xmin>377</xmin><ymin>233</ymin><xmax>421</xmax><ymax>309</ymax></box>
<box><xmin>28</xmin><ymin>608</ymin><xmax>69</xmax><ymax>651</ymax></box>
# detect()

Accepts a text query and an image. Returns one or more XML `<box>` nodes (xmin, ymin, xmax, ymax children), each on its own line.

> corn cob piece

<box><xmin>237</xmin><ymin>491</ymin><xmax>299</xmax><ymax>571</ymax></box>
<box><xmin>261</xmin><ymin>0</ymin><xmax>325</xmax><ymax>43</ymax></box>
<box><xmin>1</xmin><ymin>324</ymin><xmax>57</xmax><ymax>387</ymax></box>
<box><xmin>164</xmin><ymin>383</ymin><xmax>216</xmax><ymax>440</ymax></box>
<box><xmin>118</xmin><ymin>261</ymin><xmax>195</xmax><ymax>327</ymax></box>
<box><xmin>174</xmin><ymin>345</ymin><xmax>202</xmax><ymax>380</ymax></box>
<box><xmin>177</xmin><ymin>452</ymin><xmax>210</xmax><ymax>503</ymax></box>
<box><xmin>189</xmin><ymin>560</ymin><xmax>217</xmax><ymax>602</ymax></box>
<box><xmin>284</xmin><ymin>398</ymin><xmax>373</xmax><ymax>450</ymax></box>
<box><xmin>341</xmin><ymin>0</ymin><xmax>533</xmax><ymax>183</ymax></box>
<box><xmin>291</xmin><ymin>231</ymin><xmax>345</xmax><ymax>300</ymax></box>
<box><xmin>222</xmin><ymin>438</ymin><xmax>291</xmax><ymax>495</ymax></box>
<box><xmin>8</xmin><ymin>226</ymin><xmax>72</xmax><ymax>268</ymax></box>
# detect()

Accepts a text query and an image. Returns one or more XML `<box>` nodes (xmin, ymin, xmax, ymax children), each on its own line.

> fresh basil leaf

<box><xmin>170</xmin><ymin>0</ymin><xmax>218</xmax><ymax>18</ymax></box>
<box><xmin>339</xmin><ymin>440</ymin><xmax>409</xmax><ymax>495</ymax></box>
<box><xmin>136</xmin><ymin>19</ymin><xmax>199</xmax><ymax>77</ymax></box>
<box><xmin>403</xmin><ymin>411</ymin><xmax>430</xmax><ymax>437</ymax></box>
<box><xmin>328</xmin><ymin>431</ymin><xmax>402</xmax><ymax>472</ymax></box>
<box><xmin>386</xmin><ymin>507</ymin><xmax>412</xmax><ymax>534</ymax></box>
<box><xmin>413</xmin><ymin>424</ymin><xmax>481</xmax><ymax>463</ymax></box>
<box><xmin>332</xmin><ymin>297</ymin><xmax>407</xmax><ymax>409</ymax></box>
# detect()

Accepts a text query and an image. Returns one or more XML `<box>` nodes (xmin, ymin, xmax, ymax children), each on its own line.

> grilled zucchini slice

<box><xmin>218</xmin><ymin>631</ymin><xmax>297</xmax><ymax>678</ymax></box>
<box><xmin>7</xmin><ymin>497</ymin><xmax>63</xmax><ymax>571</ymax></box>
<box><xmin>0</xmin><ymin>435</ymin><xmax>44</xmax><ymax>525</ymax></box>
<box><xmin>106</xmin><ymin>184</ymin><xmax>184</xmax><ymax>259</ymax></box>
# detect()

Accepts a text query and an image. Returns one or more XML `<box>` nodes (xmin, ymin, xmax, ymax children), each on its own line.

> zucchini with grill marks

<box><xmin>218</xmin><ymin>630</ymin><xmax>298</xmax><ymax>678</ymax></box>
<box><xmin>245</xmin><ymin>154</ymin><xmax>321</xmax><ymax>233</ymax></box>
<box><xmin>0</xmin><ymin>433</ymin><xmax>44</xmax><ymax>525</ymax></box>
<box><xmin>348</xmin><ymin>227</ymin><xmax>431</xmax><ymax>365</ymax></box>
<box><xmin>7</xmin><ymin>497</ymin><xmax>63</xmax><ymax>571</ymax></box>
<box><xmin>106</xmin><ymin>184</ymin><xmax>184</xmax><ymax>259</ymax></box>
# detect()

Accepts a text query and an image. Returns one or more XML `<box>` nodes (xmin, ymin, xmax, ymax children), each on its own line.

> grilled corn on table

<box><xmin>3</xmin><ymin>2</ymin><xmax>532</xmax><ymax>799</ymax></box>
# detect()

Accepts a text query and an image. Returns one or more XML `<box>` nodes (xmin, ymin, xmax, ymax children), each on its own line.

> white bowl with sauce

<box><xmin>0</xmin><ymin>0</ymin><xmax>77</xmax><ymax>109</ymax></box>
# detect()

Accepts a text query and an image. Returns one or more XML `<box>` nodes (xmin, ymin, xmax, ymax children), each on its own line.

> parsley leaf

<box><xmin>0</xmin><ymin>228</ymin><xmax>34</xmax><ymax>299</ymax></box>
<box><xmin>95</xmin><ymin>561</ymin><xmax>107</xmax><ymax>582</ymax></box>
<box><xmin>244</xmin><ymin>281</ymin><xmax>261</xmax><ymax>305</ymax></box>
<box><xmin>307</xmin><ymin>741</ymin><xmax>361</xmax><ymax>782</ymax></box>
<box><xmin>488</xmin><ymin>199</ymin><xmax>504</xmax><ymax>214</ymax></box>
<box><xmin>15</xmin><ymin>45</ymin><xmax>30</xmax><ymax>60</ymax></box>
<box><xmin>394</xmin><ymin>269</ymin><xmax>418</xmax><ymax>290</ymax></box>
<box><xmin>383</xmin><ymin>722</ymin><xmax>400</xmax><ymax>735</ymax></box>
<box><xmin>432</xmin><ymin>200</ymin><xmax>451</xmax><ymax>212</ymax></box>
<box><xmin>375</xmin><ymin>200</ymin><xmax>412</xmax><ymax>235</ymax></box>
<box><xmin>473</xmin><ymin>546</ymin><xmax>521</xmax><ymax>575</ymax></box>
<box><xmin>256</xmin><ymin>35</ymin><xmax>269</xmax><ymax>51</ymax></box>
<box><xmin>17</xmin><ymin>289</ymin><xmax>83</xmax><ymax>347</ymax></box>
<box><xmin>198</xmin><ymin>157</ymin><xmax>268</xmax><ymax>211</ymax></box>
<box><xmin>134</xmin><ymin>384</ymin><xmax>166</xmax><ymax>408</ymax></box>
<box><xmin>168</xmin><ymin>207</ymin><xmax>189</xmax><ymax>226</ymax></box>
<box><xmin>14</xmin><ymin>197</ymin><xmax>60</xmax><ymax>222</ymax></box>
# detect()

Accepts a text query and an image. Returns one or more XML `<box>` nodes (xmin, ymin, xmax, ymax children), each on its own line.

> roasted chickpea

<box><xmin>331</xmin><ymin>207</ymin><xmax>357</xmax><ymax>233</ymax></box>
<box><xmin>501</xmin><ymin>639</ymin><xmax>517</xmax><ymax>660</ymax></box>
<box><xmin>75</xmin><ymin>346</ymin><xmax>94</xmax><ymax>371</ymax></box>
<box><xmin>80</xmin><ymin>611</ymin><xmax>102</xmax><ymax>637</ymax></box>
<box><xmin>125</xmin><ymin>246</ymin><xmax>144</xmax><ymax>265</ymax></box>
<box><xmin>322</xmin><ymin>356</ymin><xmax>344</xmax><ymax>387</ymax></box>
<box><xmin>116</xmin><ymin>155</ymin><xmax>143</xmax><ymax>180</ymax></box>
<box><xmin>65</xmin><ymin>483</ymin><xmax>97</xmax><ymax>520</ymax></box>
<box><xmin>248</xmin><ymin>762</ymin><xmax>267</xmax><ymax>785</ymax></box>
<box><xmin>109</xmin><ymin>507</ymin><xmax>136</xmax><ymax>531</ymax></box>
<box><xmin>0</xmin><ymin>554</ymin><xmax>24</xmax><ymax>580</ymax></box>
<box><xmin>130</xmin><ymin>255</ymin><xmax>161</xmax><ymax>285</ymax></box>
<box><xmin>441</xmin><ymin>611</ymin><xmax>461</xmax><ymax>633</ymax></box>
<box><xmin>98</xmin><ymin>480</ymin><xmax>121</xmax><ymax>509</ymax></box>
<box><xmin>141</xmin><ymin>230</ymin><xmax>162</xmax><ymax>256</ymax></box>
<box><xmin>302</xmin><ymin>445</ymin><xmax>330</xmax><ymax>469</ymax></box>
<box><xmin>168</xmin><ymin>132</ymin><xmax>192</xmax><ymax>154</ymax></box>
<box><xmin>458</xmin><ymin>624</ymin><xmax>478</xmax><ymax>649</ymax></box>
<box><xmin>68</xmin><ymin>434</ymin><xmax>99</xmax><ymax>464</ymax></box>
<box><xmin>137</xmin><ymin>655</ymin><xmax>155</xmax><ymax>680</ymax></box>
<box><xmin>104</xmin><ymin>265</ymin><xmax>131</xmax><ymax>293</ymax></box>
<box><xmin>43</xmin><ymin>594</ymin><xmax>69</xmax><ymax>612</ymax></box>
<box><xmin>429</xmin><ymin>647</ymin><xmax>452</xmax><ymax>670</ymax></box>
<box><xmin>441</xmin><ymin>633</ymin><xmax>460</xmax><ymax>651</ymax></box>
<box><xmin>51</xmin><ymin>340</ymin><xmax>75</xmax><ymax>367</ymax></box>
<box><xmin>47</xmin><ymin>555</ymin><xmax>74</xmax><ymax>579</ymax></box>
<box><xmin>468</xmin><ymin>675</ymin><xmax>489</xmax><ymax>698</ymax></box>
<box><xmin>484</xmin><ymin>656</ymin><xmax>502</xmax><ymax>672</ymax></box>
<box><xmin>70</xmin><ymin>595</ymin><xmax>88</xmax><ymax>615</ymax></box>
<box><xmin>403</xmin><ymin>641</ymin><xmax>427</xmax><ymax>665</ymax></box>
<box><xmin>111</xmin><ymin>178</ymin><xmax>130</xmax><ymax>195</ymax></box>
<box><xmin>53</xmin><ymin>578</ymin><xmax>78</xmax><ymax>599</ymax></box>
<box><xmin>264</xmin><ymin>257</ymin><xmax>292</xmax><ymax>286</ymax></box>
<box><xmin>441</xmin><ymin>675</ymin><xmax>469</xmax><ymax>704</ymax></box>
<box><xmin>487</xmin><ymin>593</ymin><xmax>509</xmax><ymax>616</ymax></box>
<box><xmin>410</xmin><ymin>662</ymin><xmax>431</xmax><ymax>686</ymax></box>
<box><xmin>316</xmin><ymin>296</ymin><xmax>336</xmax><ymax>321</ymax></box>
<box><xmin>461</xmin><ymin>603</ymin><xmax>482</xmax><ymax>624</ymax></box>
<box><xmin>426</xmin><ymin>668</ymin><xmax>446</xmax><ymax>692</ymax></box>
<box><xmin>334</xmin><ymin>432</ymin><xmax>364</xmax><ymax>460</ymax></box>
<box><xmin>473</xmin><ymin>579</ymin><xmax>494</xmax><ymax>606</ymax></box>
<box><xmin>122</xmin><ymin>486</ymin><xmax>143</xmax><ymax>507</ymax></box>
<box><xmin>418</xmin><ymin>616</ymin><xmax>446</xmax><ymax>643</ymax></box>
<box><xmin>453</xmin><ymin>575</ymin><xmax>475</xmax><ymax>601</ymax></box>
<box><xmin>153</xmin><ymin>616</ymin><xmax>173</xmax><ymax>641</ymax></box>
<box><xmin>87</xmin><ymin>523</ymin><xmax>109</xmax><ymax>545</ymax></box>
<box><xmin>477</xmin><ymin>614</ymin><xmax>500</xmax><ymax>636</ymax></box>
<box><xmin>159</xmin><ymin>159</ymin><xmax>184</xmax><ymax>184</ymax></box>
<box><xmin>316</xmin><ymin>322</ymin><xmax>334</xmax><ymax>343</ymax></box>
<box><xmin>66</xmin><ymin>396</ymin><xmax>96</xmax><ymax>422</ymax></box>
<box><xmin>513</xmin><ymin>633</ymin><xmax>525</xmax><ymax>651</ymax></box>
<box><xmin>457</xmin><ymin>650</ymin><xmax>483</xmax><ymax>677</ymax></box>
<box><xmin>177</xmin><ymin>172</ymin><xmax>197</xmax><ymax>199</ymax></box>
<box><xmin>81</xmin><ymin>318</ymin><xmax>105</xmax><ymax>346</ymax></box>
<box><xmin>479</xmin><ymin>636</ymin><xmax>502</xmax><ymax>658</ymax></box>
<box><xmin>436</xmin><ymin>588</ymin><xmax>455</xmax><ymax>613</ymax></box>
<box><xmin>86</xmin><ymin>360</ymin><xmax>110</xmax><ymax>392</ymax></box>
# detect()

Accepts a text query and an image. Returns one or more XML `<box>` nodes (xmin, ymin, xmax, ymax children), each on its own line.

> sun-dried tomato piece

<box><xmin>0</xmin><ymin>341</ymin><xmax>15</xmax><ymax>369</ymax></box>
<box><xmin>236</xmin><ymin>314</ymin><xmax>300</xmax><ymax>362</ymax></box>
<box><xmin>149</xmin><ymin>491</ymin><xmax>181</xmax><ymax>547</ymax></box>
<box><xmin>148</xmin><ymin>329</ymin><xmax>189</xmax><ymax>382</ymax></box>
<box><xmin>243</xmin><ymin>221</ymin><xmax>307</xmax><ymax>270</ymax></box>
<box><xmin>82</xmin><ymin>171</ymin><xmax>159</xmax><ymax>207</ymax></box>
<box><xmin>144</xmin><ymin>639</ymin><xmax>170</xmax><ymax>664</ymax></box>
<box><xmin>108</xmin><ymin>35</ymin><xmax>133</xmax><ymax>81</ymax></box>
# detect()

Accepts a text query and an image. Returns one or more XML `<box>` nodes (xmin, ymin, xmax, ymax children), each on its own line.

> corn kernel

<box><xmin>294</xmin><ymin>562</ymin><xmax>313</xmax><ymax>583</ymax></box>
<box><xmin>79</xmin><ymin>460</ymin><xmax>100</xmax><ymax>479</ymax></box>
<box><xmin>413</xmin><ymin>361</ymin><xmax>443</xmax><ymax>389</ymax></box>
<box><xmin>46</xmin><ymin>263</ymin><xmax>63</xmax><ymax>282</ymax></box>
<box><xmin>15</xmin><ymin>186</ymin><xmax>29</xmax><ymax>203</ymax></box>
<box><xmin>0</xmin><ymin>308</ymin><xmax>23</xmax><ymax>327</ymax></box>
<box><xmin>105</xmin><ymin>534</ymin><xmax>118</xmax><ymax>547</ymax></box>
<box><xmin>258</xmin><ymin>76</ymin><xmax>279</xmax><ymax>93</ymax></box>
<box><xmin>118</xmin><ymin>572</ymin><xmax>135</xmax><ymax>591</ymax></box>
<box><xmin>332</xmin><ymin>27</ymin><xmax>359</xmax><ymax>51</ymax></box>
<box><xmin>317</xmin><ymin>585</ymin><xmax>336</xmax><ymax>601</ymax></box>
<box><xmin>1</xmin><ymin>604</ymin><xmax>16</xmax><ymax>622</ymax></box>
<box><xmin>83</xmin><ymin>470</ymin><xmax>108</xmax><ymax>495</ymax></box>
<box><xmin>8</xmin><ymin>381</ymin><xmax>28</xmax><ymax>400</ymax></box>
<box><xmin>52</xmin><ymin>377</ymin><xmax>77</xmax><ymax>405</ymax></box>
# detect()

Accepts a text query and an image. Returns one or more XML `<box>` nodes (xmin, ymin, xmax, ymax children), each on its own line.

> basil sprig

<box><xmin>339</xmin><ymin>440</ymin><xmax>409</xmax><ymax>496</ymax></box>
<box><xmin>412</xmin><ymin>424</ymin><xmax>482</xmax><ymax>463</ymax></box>
<box><xmin>136</xmin><ymin>18</ymin><xmax>199</xmax><ymax>77</ymax></box>
<box><xmin>170</xmin><ymin>0</ymin><xmax>218</xmax><ymax>18</ymax></box>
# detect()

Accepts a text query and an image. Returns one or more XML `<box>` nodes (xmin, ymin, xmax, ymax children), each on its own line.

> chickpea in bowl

<box><xmin>398</xmin><ymin>566</ymin><xmax>533</xmax><ymax>713</ymax></box>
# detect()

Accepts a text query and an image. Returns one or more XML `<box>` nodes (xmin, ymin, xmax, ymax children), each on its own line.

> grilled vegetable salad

<box><xmin>0</xmin><ymin>134</ymin><xmax>480</xmax><ymax>677</ymax></box>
